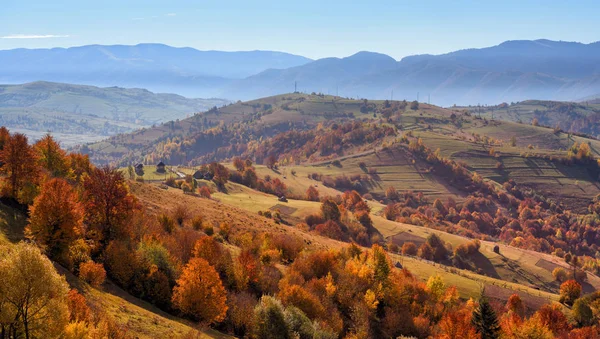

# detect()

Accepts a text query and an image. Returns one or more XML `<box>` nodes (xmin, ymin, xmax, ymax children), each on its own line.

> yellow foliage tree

<box><xmin>0</xmin><ymin>243</ymin><xmax>70</xmax><ymax>338</ymax></box>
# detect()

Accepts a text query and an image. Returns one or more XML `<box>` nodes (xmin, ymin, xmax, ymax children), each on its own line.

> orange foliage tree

<box><xmin>172</xmin><ymin>258</ymin><xmax>228</xmax><ymax>324</ymax></box>
<box><xmin>559</xmin><ymin>279</ymin><xmax>581</xmax><ymax>306</ymax></box>
<box><xmin>437</xmin><ymin>308</ymin><xmax>478</xmax><ymax>339</ymax></box>
<box><xmin>306</xmin><ymin>186</ymin><xmax>320</xmax><ymax>201</ymax></box>
<box><xmin>27</xmin><ymin>178</ymin><xmax>84</xmax><ymax>259</ymax></box>
<box><xmin>0</xmin><ymin>132</ymin><xmax>39</xmax><ymax>203</ymax></box>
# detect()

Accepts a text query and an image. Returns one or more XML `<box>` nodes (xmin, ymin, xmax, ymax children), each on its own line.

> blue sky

<box><xmin>1</xmin><ymin>0</ymin><xmax>598</xmax><ymax>60</ymax></box>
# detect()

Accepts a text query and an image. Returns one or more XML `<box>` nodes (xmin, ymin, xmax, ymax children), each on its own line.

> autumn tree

<box><xmin>321</xmin><ymin>199</ymin><xmax>341</xmax><ymax>221</ymax></box>
<box><xmin>559</xmin><ymin>279</ymin><xmax>581</xmax><ymax>306</ymax></box>
<box><xmin>306</xmin><ymin>186</ymin><xmax>320</xmax><ymax>201</ymax></box>
<box><xmin>472</xmin><ymin>295</ymin><xmax>500</xmax><ymax>339</ymax></box>
<box><xmin>79</xmin><ymin>261</ymin><xmax>107</xmax><ymax>287</ymax></box>
<box><xmin>385</xmin><ymin>186</ymin><xmax>399</xmax><ymax>202</ymax></box>
<box><xmin>438</xmin><ymin>309</ymin><xmax>478</xmax><ymax>339</ymax></box>
<box><xmin>67</xmin><ymin>153</ymin><xmax>92</xmax><ymax>183</ymax></box>
<box><xmin>417</xmin><ymin>243</ymin><xmax>434</xmax><ymax>260</ymax></box>
<box><xmin>82</xmin><ymin>166</ymin><xmax>138</xmax><ymax>250</ymax></box>
<box><xmin>34</xmin><ymin>134</ymin><xmax>69</xmax><ymax>178</ymax></box>
<box><xmin>505</xmin><ymin>294</ymin><xmax>524</xmax><ymax>318</ymax></box>
<box><xmin>402</xmin><ymin>242</ymin><xmax>418</xmax><ymax>256</ymax></box>
<box><xmin>209</xmin><ymin>162</ymin><xmax>229</xmax><ymax>188</ymax></box>
<box><xmin>572</xmin><ymin>299</ymin><xmax>594</xmax><ymax>327</ymax></box>
<box><xmin>253</xmin><ymin>296</ymin><xmax>290</xmax><ymax>339</ymax></box>
<box><xmin>0</xmin><ymin>243</ymin><xmax>70</xmax><ymax>338</ymax></box>
<box><xmin>172</xmin><ymin>258</ymin><xmax>228</xmax><ymax>324</ymax></box>
<box><xmin>265</xmin><ymin>155</ymin><xmax>278</xmax><ymax>169</ymax></box>
<box><xmin>27</xmin><ymin>178</ymin><xmax>84</xmax><ymax>262</ymax></box>
<box><xmin>535</xmin><ymin>304</ymin><xmax>570</xmax><ymax>335</ymax></box>
<box><xmin>233</xmin><ymin>157</ymin><xmax>245</xmax><ymax>172</ymax></box>
<box><xmin>0</xmin><ymin>127</ymin><xmax>9</xmax><ymax>151</ymax></box>
<box><xmin>0</xmin><ymin>132</ymin><xmax>39</xmax><ymax>203</ymax></box>
<box><xmin>553</xmin><ymin>267</ymin><xmax>568</xmax><ymax>282</ymax></box>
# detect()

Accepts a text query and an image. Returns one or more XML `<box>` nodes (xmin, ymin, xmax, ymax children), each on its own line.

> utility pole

<box><xmin>391</xmin><ymin>90</ymin><xmax>394</xmax><ymax>101</ymax></box>
<box><xmin>428</xmin><ymin>94</ymin><xmax>430</xmax><ymax>105</ymax></box>
<box><xmin>417</xmin><ymin>92</ymin><xmax>419</xmax><ymax>102</ymax></box>
<box><xmin>294</xmin><ymin>81</ymin><xmax>297</xmax><ymax>93</ymax></box>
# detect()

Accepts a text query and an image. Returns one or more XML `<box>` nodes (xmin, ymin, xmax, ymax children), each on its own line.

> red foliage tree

<box><xmin>82</xmin><ymin>166</ymin><xmax>138</xmax><ymax>250</ymax></box>
<box><xmin>0</xmin><ymin>132</ymin><xmax>39</xmax><ymax>203</ymax></box>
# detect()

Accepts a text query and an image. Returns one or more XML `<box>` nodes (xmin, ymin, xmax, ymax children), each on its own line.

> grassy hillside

<box><xmin>133</xmin><ymin>179</ymin><xmax>568</xmax><ymax>311</ymax></box>
<box><xmin>461</xmin><ymin>100</ymin><xmax>600</xmax><ymax>139</ymax></box>
<box><xmin>85</xmin><ymin>93</ymin><xmax>380</xmax><ymax>164</ymax></box>
<box><xmin>115</xmin><ymin>93</ymin><xmax>600</xmax><ymax>214</ymax></box>
<box><xmin>0</xmin><ymin>81</ymin><xmax>228</xmax><ymax>145</ymax></box>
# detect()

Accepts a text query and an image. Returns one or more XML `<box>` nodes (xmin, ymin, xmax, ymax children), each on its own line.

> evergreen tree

<box><xmin>472</xmin><ymin>295</ymin><xmax>500</xmax><ymax>339</ymax></box>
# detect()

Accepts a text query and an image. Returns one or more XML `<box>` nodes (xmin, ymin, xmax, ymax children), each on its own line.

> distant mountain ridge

<box><xmin>224</xmin><ymin>39</ymin><xmax>600</xmax><ymax>105</ymax></box>
<box><xmin>0</xmin><ymin>43</ymin><xmax>312</xmax><ymax>97</ymax></box>
<box><xmin>2</xmin><ymin>40</ymin><xmax>600</xmax><ymax>105</ymax></box>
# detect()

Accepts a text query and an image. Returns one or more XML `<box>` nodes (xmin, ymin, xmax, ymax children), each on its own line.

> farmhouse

<box><xmin>157</xmin><ymin>161</ymin><xmax>166</xmax><ymax>173</ymax></box>
<box><xmin>134</xmin><ymin>163</ymin><xmax>144</xmax><ymax>175</ymax></box>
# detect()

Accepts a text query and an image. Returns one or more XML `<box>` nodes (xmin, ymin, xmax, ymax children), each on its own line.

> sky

<box><xmin>1</xmin><ymin>0</ymin><xmax>599</xmax><ymax>60</ymax></box>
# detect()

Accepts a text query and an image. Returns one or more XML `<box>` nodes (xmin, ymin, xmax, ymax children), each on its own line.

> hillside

<box><xmin>0</xmin><ymin>200</ymin><xmax>226</xmax><ymax>339</ymax></box>
<box><xmin>1</xmin><ymin>109</ymin><xmax>598</xmax><ymax>336</ymax></box>
<box><xmin>0</xmin><ymin>81</ymin><xmax>228</xmax><ymax>145</ymax></box>
<box><xmin>91</xmin><ymin>93</ymin><xmax>600</xmax><ymax>211</ymax></box>
<box><xmin>460</xmin><ymin>100</ymin><xmax>600</xmax><ymax>139</ymax></box>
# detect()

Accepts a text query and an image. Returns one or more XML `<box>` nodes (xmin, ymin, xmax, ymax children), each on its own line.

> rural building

<box><xmin>157</xmin><ymin>161</ymin><xmax>166</xmax><ymax>173</ymax></box>
<box><xmin>134</xmin><ymin>163</ymin><xmax>144</xmax><ymax>175</ymax></box>
<box><xmin>193</xmin><ymin>169</ymin><xmax>213</xmax><ymax>180</ymax></box>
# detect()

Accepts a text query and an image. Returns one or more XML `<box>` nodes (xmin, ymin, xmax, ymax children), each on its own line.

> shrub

<box><xmin>158</xmin><ymin>213</ymin><xmax>175</xmax><ymax>233</ymax></box>
<box><xmin>79</xmin><ymin>261</ymin><xmax>106</xmax><ymax>287</ymax></box>
<box><xmin>199</xmin><ymin>186</ymin><xmax>212</xmax><ymax>198</ymax></box>
<box><xmin>173</xmin><ymin>205</ymin><xmax>189</xmax><ymax>226</ymax></box>
<box><xmin>552</xmin><ymin>267</ymin><xmax>568</xmax><ymax>282</ymax></box>
<box><xmin>191</xmin><ymin>215</ymin><xmax>204</xmax><ymax>230</ymax></box>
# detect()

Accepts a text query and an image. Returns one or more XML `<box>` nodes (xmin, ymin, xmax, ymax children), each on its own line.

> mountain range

<box><xmin>1</xmin><ymin>40</ymin><xmax>600</xmax><ymax>106</ymax></box>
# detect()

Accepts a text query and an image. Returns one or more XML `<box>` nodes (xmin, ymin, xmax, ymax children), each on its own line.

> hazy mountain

<box><xmin>223</xmin><ymin>40</ymin><xmax>600</xmax><ymax>105</ymax></box>
<box><xmin>0</xmin><ymin>44</ymin><xmax>312</xmax><ymax>97</ymax></box>
<box><xmin>3</xmin><ymin>40</ymin><xmax>600</xmax><ymax>105</ymax></box>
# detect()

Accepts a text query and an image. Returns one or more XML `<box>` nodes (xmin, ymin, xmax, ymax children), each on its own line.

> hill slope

<box><xmin>0</xmin><ymin>81</ymin><xmax>228</xmax><ymax>145</ymax></box>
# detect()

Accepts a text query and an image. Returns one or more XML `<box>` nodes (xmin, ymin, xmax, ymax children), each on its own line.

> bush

<box><xmin>191</xmin><ymin>215</ymin><xmax>204</xmax><ymax>230</ymax></box>
<box><xmin>79</xmin><ymin>261</ymin><xmax>106</xmax><ymax>287</ymax></box>
<box><xmin>173</xmin><ymin>205</ymin><xmax>189</xmax><ymax>226</ymax></box>
<box><xmin>552</xmin><ymin>267</ymin><xmax>568</xmax><ymax>282</ymax></box>
<box><xmin>199</xmin><ymin>186</ymin><xmax>212</xmax><ymax>198</ymax></box>
<box><xmin>158</xmin><ymin>214</ymin><xmax>175</xmax><ymax>233</ymax></box>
